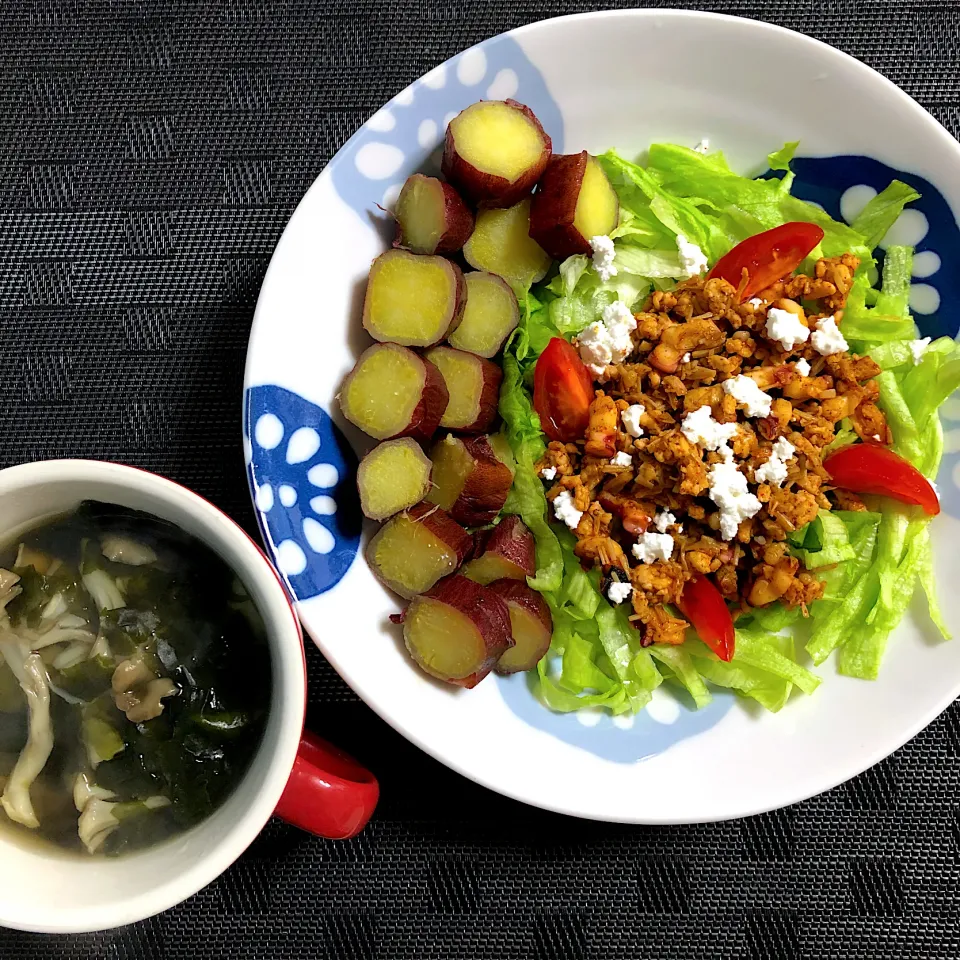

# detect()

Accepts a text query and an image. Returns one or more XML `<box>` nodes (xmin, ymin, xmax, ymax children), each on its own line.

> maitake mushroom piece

<box><xmin>111</xmin><ymin>655</ymin><xmax>178</xmax><ymax>724</ymax></box>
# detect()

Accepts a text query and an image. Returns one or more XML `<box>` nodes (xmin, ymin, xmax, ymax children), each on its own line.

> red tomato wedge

<box><xmin>533</xmin><ymin>337</ymin><xmax>594</xmax><ymax>442</ymax></box>
<box><xmin>707</xmin><ymin>222</ymin><xmax>825</xmax><ymax>302</ymax></box>
<box><xmin>824</xmin><ymin>444</ymin><xmax>940</xmax><ymax>516</ymax></box>
<box><xmin>676</xmin><ymin>575</ymin><xmax>735</xmax><ymax>662</ymax></box>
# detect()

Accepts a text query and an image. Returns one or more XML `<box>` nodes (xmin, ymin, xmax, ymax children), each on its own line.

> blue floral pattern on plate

<box><xmin>243</xmin><ymin>384</ymin><xmax>361</xmax><ymax>600</ymax></box>
<box><xmin>329</xmin><ymin>33</ymin><xmax>564</xmax><ymax>233</ymax></box>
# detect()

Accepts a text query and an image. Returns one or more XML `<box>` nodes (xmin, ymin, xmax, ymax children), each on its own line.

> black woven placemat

<box><xmin>2</xmin><ymin>1</ymin><xmax>959</xmax><ymax>957</ymax></box>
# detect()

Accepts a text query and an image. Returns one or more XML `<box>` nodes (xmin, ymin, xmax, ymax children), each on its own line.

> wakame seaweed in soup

<box><xmin>0</xmin><ymin>501</ymin><xmax>271</xmax><ymax>856</ymax></box>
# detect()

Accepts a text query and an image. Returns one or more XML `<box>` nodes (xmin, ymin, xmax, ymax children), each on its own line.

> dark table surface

<box><xmin>3</xmin><ymin>1</ymin><xmax>960</xmax><ymax>957</ymax></box>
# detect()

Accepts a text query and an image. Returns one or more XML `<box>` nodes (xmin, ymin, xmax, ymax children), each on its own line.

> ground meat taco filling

<box><xmin>536</xmin><ymin>253</ymin><xmax>888</xmax><ymax>646</ymax></box>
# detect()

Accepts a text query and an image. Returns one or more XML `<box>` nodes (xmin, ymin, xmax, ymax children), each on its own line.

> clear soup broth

<box><xmin>0</xmin><ymin>501</ymin><xmax>271</xmax><ymax>856</ymax></box>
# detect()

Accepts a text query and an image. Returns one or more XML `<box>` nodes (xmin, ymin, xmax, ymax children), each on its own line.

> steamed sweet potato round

<box><xmin>426</xmin><ymin>434</ymin><xmax>513</xmax><ymax>526</ymax></box>
<box><xmin>442</xmin><ymin>99</ymin><xmax>552</xmax><ymax>208</ymax></box>
<box><xmin>362</xmin><ymin>249</ymin><xmax>465</xmax><ymax>347</ymax></box>
<box><xmin>487</xmin><ymin>579</ymin><xmax>553</xmax><ymax>675</ymax></box>
<box><xmin>463</xmin><ymin>199</ymin><xmax>552</xmax><ymax>293</ymax></box>
<box><xmin>529</xmin><ymin>152</ymin><xmax>619</xmax><ymax>260</ymax></box>
<box><xmin>425</xmin><ymin>346</ymin><xmax>502</xmax><ymax>433</ymax></box>
<box><xmin>366</xmin><ymin>502</ymin><xmax>471</xmax><ymax>599</ymax></box>
<box><xmin>447</xmin><ymin>272</ymin><xmax>520</xmax><ymax>358</ymax></box>
<box><xmin>394</xmin><ymin>174</ymin><xmax>474</xmax><ymax>255</ymax></box>
<box><xmin>462</xmin><ymin>515</ymin><xmax>535</xmax><ymax>585</ymax></box>
<box><xmin>357</xmin><ymin>438</ymin><xmax>432</xmax><ymax>521</ymax></box>
<box><xmin>339</xmin><ymin>342</ymin><xmax>449</xmax><ymax>441</ymax></box>
<box><xmin>403</xmin><ymin>575</ymin><xmax>513</xmax><ymax>688</ymax></box>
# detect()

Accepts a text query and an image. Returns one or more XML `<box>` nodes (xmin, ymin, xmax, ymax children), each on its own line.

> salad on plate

<box><xmin>338</xmin><ymin>97</ymin><xmax>959</xmax><ymax>719</ymax></box>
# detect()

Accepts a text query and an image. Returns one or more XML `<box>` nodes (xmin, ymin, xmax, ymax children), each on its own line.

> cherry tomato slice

<box><xmin>533</xmin><ymin>337</ymin><xmax>594</xmax><ymax>442</ymax></box>
<box><xmin>824</xmin><ymin>444</ymin><xmax>940</xmax><ymax>516</ymax></box>
<box><xmin>676</xmin><ymin>575</ymin><xmax>735</xmax><ymax>662</ymax></box>
<box><xmin>706</xmin><ymin>222</ymin><xmax>825</xmax><ymax>302</ymax></box>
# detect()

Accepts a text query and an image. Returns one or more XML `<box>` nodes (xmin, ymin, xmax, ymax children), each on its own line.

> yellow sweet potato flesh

<box><xmin>463</xmin><ymin>200</ymin><xmax>552</xmax><ymax>293</ymax></box>
<box><xmin>357</xmin><ymin>439</ymin><xmax>432</xmax><ymax>521</ymax></box>
<box><xmin>364</xmin><ymin>251</ymin><xmax>461</xmax><ymax>346</ymax></box>
<box><xmin>430</xmin><ymin>349</ymin><xmax>479</xmax><ymax>429</ymax></box>
<box><xmin>450</xmin><ymin>102</ymin><xmax>545</xmax><ymax>181</ymax></box>
<box><xmin>405</xmin><ymin>597</ymin><xmax>487</xmax><ymax>680</ymax></box>
<box><xmin>572</xmin><ymin>156</ymin><xmax>619</xmax><ymax>240</ymax></box>
<box><xmin>342</xmin><ymin>347</ymin><xmax>424</xmax><ymax>439</ymax></box>
<box><xmin>426</xmin><ymin>436</ymin><xmax>473</xmax><ymax>512</ymax></box>
<box><xmin>367</xmin><ymin>514</ymin><xmax>461</xmax><ymax>599</ymax></box>
<box><xmin>448</xmin><ymin>272</ymin><xmax>520</xmax><ymax>358</ymax></box>
<box><xmin>462</xmin><ymin>553</ymin><xmax>520</xmax><ymax>586</ymax></box>
<box><xmin>497</xmin><ymin>604</ymin><xmax>550</xmax><ymax>674</ymax></box>
<box><xmin>395</xmin><ymin>176</ymin><xmax>446</xmax><ymax>253</ymax></box>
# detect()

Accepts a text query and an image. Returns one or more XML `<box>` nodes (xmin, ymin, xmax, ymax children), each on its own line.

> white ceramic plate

<box><xmin>242</xmin><ymin>10</ymin><xmax>960</xmax><ymax>823</ymax></box>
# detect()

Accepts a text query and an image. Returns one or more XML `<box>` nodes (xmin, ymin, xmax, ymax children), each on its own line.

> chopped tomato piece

<box><xmin>707</xmin><ymin>222</ymin><xmax>824</xmax><ymax>302</ymax></box>
<box><xmin>824</xmin><ymin>444</ymin><xmax>940</xmax><ymax>516</ymax></box>
<box><xmin>677</xmin><ymin>575</ymin><xmax>735</xmax><ymax>662</ymax></box>
<box><xmin>533</xmin><ymin>337</ymin><xmax>594</xmax><ymax>442</ymax></box>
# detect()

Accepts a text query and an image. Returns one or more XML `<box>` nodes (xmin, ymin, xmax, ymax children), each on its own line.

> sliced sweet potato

<box><xmin>442</xmin><ymin>100</ymin><xmax>552</xmax><ymax>209</ymax></box>
<box><xmin>462</xmin><ymin>515</ymin><xmax>535</xmax><ymax>585</ymax></box>
<box><xmin>447</xmin><ymin>272</ymin><xmax>520</xmax><ymax>358</ymax></box>
<box><xmin>366</xmin><ymin>502</ymin><xmax>471</xmax><ymax>599</ymax></box>
<box><xmin>529</xmin><ymin>152</ymin><xmax>619</xmax><ymax>260</ymax></box>
<box><xmin>487</xmin><ymin>579</ymin><xmax>553</xmax><ymax>675</ymax></box>
<box><xmin>394</xmin><ymin>174</ymin><xmax>474</xmax><ymax>255</ymax></box>
<box><xmin>339</xmin><ymin>342</ymin><xmax>449</xmax><ymax>441</ymax></box>
<box><xmin>402</xmin><ymin>575</ymin><xmax>513</xmax><ymax>688</ymax></box>
<box><xmin>487</xmin><ymin>431</ymin><xmax>517</xmax><ymax>478</ymax></box>
<box><xmin>425</xmin><ymin>346</ymin><xmax>502</xmax><ymax>433</ymax></box>
<box><xmin>362</xmin><ymin>249</ymin><xmax>465</xmax><ymax>347</ymax></box>
<box><xmin>356</xmin><ymin>439</ymin><xmax>432</xmax><ymax>521</ymax></box>
<box><xmin>426</xmin><ymin>434</ymin><xmax>513</xmax><ymax>526</ymax></box>
<box><xmin>463</xmin><ymin>199</ymin><xmax>552</xmax><ymax>293</ymax></box>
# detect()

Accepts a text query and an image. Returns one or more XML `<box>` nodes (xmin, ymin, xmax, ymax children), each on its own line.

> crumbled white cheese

<box><xmin>810</xmin><ymin>315</ymin><xmax>848</xmax><ymax>356</ymax></box>
<box><xmin>680</xmin><ymin>405</ymin><xmax>739</xmax><ymax>452</ymax></box>
<box><xmin>795</xmin><ymin>358</ymin><xmax>811</xmax><ymax>377</ymax></box>
<box><xmin>707</xmin><ymin>450</ymin><xmax>762</xmax><ymax>540</ymax></box>
<box><xmin>754</xmin><ymin>437</ymin><xmax>796</xmax><ymax>488</ymax></box>
<box><xmin>606</xmin><ymin>580</ymin><xmax>633</xmax><ymax>605</ymax></box>
<box><xmin>576</xmin><ymin>300</ymin><xmax>637</xmax><ymax>377</ymax></box>
<box><xmin>632</xmin><ymin>531</ymin><xmax>676</xmax><ymax>564</ymax></box>
<box><xmin>611</xmin><ymin>451</ymin><xmax>633</xmax><ymax>467</ymax></box>
<box><xmin>622</xmin><ymin>403</ymin><xmax>645</xmax><ymax>438</ymax></box>
<box><xmin>653</xmin><ymin>510</ymin><xmax>678</xmax><ymax>533</ymax></box>
<box><xmin>682</xmin><ymin>352</ymin><xmax>691</xmax><ymax>363</ymax></box>
<box><xmin>590</xmin><ymin>235</ymin><xmax>618</xmax><ymax>282</ymax></box>
<box><xmin>765</xmin><ymin>307</ymin><xmax>810</xmax><ymax>352</ymax></box>
<box><xmin>541</xmin><ymin>466</ymin><xmax>557</xmax><ymax>481</ymax></box>
<box><xmin>603</xmin><ymin>300</ymin><xmax>636</xmax><ymax>330</ymax></box>
<box><xmin>748</xmin><ymin>297</ymin><xmax>765</xmax><ymax>308</ymax></box>
<box><xmin>694</xmin><ymin>139</ymin><xmax>710</xmax><ymax>155</ymax></box>
<box><xmin>675</xmin><ymin>234</ymin><xmax>709</xmax><ymax>277</ymax></box>
<box><xmin>552</xmin><ymin>491</ymin><xmax>583</xmax><ymax>531</ymax></box>
<box><xmin>722</xmin><ymin>374</ymin><xmax>772</xmax><ymax>418</ymax></box>
<box><xmin>910</xmin><ymin>337</ymin><xmax>932</xmax><ymax>365</ymax></box>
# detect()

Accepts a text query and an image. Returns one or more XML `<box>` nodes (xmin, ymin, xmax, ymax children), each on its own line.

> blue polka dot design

<box><xmin>243</xmin><ymin>385</ymin><xmax>361</xmax><ymax>600</ymax></box>
<box><xmin>329</xmin><ymin>34</ymin><xmax>564</xmax><ymax>229</ymax></box>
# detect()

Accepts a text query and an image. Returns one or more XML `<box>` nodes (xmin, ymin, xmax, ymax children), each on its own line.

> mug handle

<box><xmin>274</xmin><ymin>730</ymin><xmax>379</xmax><ymax>839</ymax></box>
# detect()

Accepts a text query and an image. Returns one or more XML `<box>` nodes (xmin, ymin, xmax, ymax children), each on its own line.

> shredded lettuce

<box><xmin>496</xmin><ymin>138</ymin><xmax>956</xmax><ymax>715</ymax></box>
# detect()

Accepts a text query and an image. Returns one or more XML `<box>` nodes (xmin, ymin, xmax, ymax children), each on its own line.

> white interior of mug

<box><xmin>0</xmin><ymin>460</ymin><xmax>305</xmax><ymax>934</ymax></box>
